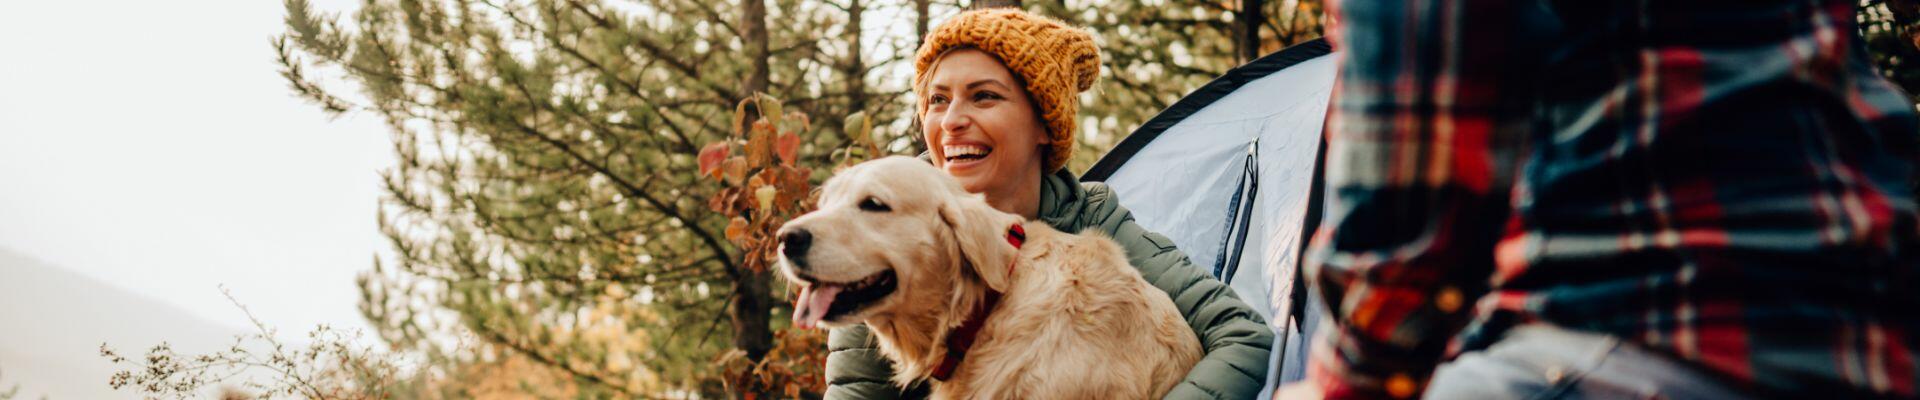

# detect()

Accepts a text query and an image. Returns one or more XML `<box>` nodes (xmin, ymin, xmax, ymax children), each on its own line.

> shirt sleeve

<box><xmin>1306</xmin><ymin>1</ymin><xmax>1541</xmax><ymax>398</ymax></box>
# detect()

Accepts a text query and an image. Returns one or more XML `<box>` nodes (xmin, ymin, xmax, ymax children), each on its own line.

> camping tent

<box><xmin>1081</xmin><ymin>38</ymin><xmax>1334</xmax><ymax>396</ymax></box>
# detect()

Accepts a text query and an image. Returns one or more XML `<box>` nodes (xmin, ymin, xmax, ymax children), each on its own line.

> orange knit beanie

<box><xmin>914</xmin><ymin>8</ymin><xmax>1100</xmax><ymax>173</ymax></box>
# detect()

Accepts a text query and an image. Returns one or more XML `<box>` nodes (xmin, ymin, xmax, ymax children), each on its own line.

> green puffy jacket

<box><xmin>822</xmin><ymin>169</ymin><xmax>1275</xmax><ymax>399</ymax></box>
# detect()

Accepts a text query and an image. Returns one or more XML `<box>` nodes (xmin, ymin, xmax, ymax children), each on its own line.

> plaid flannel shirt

<box><xmin>1307</xmin><ymin>1</ymin><xmax>1920</xmax><ymax>398</ymax></box>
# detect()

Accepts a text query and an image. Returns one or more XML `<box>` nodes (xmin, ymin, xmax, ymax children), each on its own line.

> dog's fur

<box><xmin>779</xmin><ymin>156</ymin><xmax>1201</xmax><ymax>399</ymax></box>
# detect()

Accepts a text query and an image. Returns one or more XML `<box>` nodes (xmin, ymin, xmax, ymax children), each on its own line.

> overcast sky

<box><xmin>0</xmin><ymin>0</ymin><xmax>389</xmax><ymax>338</ymax></box>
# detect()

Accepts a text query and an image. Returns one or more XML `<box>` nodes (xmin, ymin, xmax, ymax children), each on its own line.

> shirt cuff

<box><xmin>1307</xmin><ymin>332</ymin><xmax>1427</xmax><ymax>400</ymax></box>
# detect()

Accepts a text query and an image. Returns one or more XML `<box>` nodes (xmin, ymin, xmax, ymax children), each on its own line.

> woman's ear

<box><xmin>1032</xmin><ymin>115</ymin><xmax>1052</xmax><ymax>146</ymax></box>
<box><xmin>939</xmin><ymin>194</ymin><xmax>1017</xmax><ymax>292</ymax></box>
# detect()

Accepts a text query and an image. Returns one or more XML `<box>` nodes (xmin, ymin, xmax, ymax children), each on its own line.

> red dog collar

<box><xmin>930</xmin><ymin>223</ymin><xmax>1025</xmax><ymax>381</ymax></box>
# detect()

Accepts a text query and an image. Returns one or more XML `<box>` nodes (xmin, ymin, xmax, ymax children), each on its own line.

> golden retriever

<box><xmin>777</xmin><ymin>156</ymin><xmax>1201</xmax><ymax>399</ymax></box>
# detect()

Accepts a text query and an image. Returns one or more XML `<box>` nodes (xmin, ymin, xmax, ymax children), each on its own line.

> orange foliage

<box><xmin>702</xmin><ymin>94</ymin><xmax>885</xmax><ymax>397</ymax></box>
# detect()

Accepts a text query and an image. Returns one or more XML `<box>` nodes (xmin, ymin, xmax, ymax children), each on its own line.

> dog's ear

<box><xmin>939</xmin><ymin>194</ymin><xmax>1018</xmax><ymax>292</ymax></box>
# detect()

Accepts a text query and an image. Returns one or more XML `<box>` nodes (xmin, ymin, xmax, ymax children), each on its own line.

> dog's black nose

<box><xmin>780</xmin><ymin>229</ymin><xmax>812</xmax><ymax>265</ymax></box>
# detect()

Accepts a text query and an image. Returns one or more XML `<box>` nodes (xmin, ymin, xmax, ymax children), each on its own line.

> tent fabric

<box><xmin>1082</xmin><ymin>39</ymin><xmax>1336</xmax><ymax>395</ymax></box>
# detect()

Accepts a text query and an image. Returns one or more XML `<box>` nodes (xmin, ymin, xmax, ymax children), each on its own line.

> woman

<box><xmin>823</xmin><ymin>9</ymin><xmax>1274</xmax><ymax>399</ymax></box>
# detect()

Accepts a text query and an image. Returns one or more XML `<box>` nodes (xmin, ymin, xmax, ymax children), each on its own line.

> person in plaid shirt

<box><xmin>1280</xmin><ymin>1</ymin><xmax>1920</xmax><ymax>399</ymax></box>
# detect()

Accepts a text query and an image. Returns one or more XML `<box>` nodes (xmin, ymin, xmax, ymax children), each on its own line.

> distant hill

<box><xmin>0</xmin><ymin>247</ymin><xmax>245</xmax><ymax>399</ymax></box>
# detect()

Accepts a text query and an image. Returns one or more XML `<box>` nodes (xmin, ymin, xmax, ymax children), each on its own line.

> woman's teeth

<box><xmin>945</xmin><ymin>145</ymin><xmax>992</xmax><ymax>161</ymax></box>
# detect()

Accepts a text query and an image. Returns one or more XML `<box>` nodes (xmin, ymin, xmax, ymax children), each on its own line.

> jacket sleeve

<box><xmin>822</xmin><ymin>325</ymin><xmax>927</xmax><ymax>400</ymax></box>
<box><xmin>1085</xmin><ymin>185</ymin><xmax>1276</xmax><ymax>400</ymax></box>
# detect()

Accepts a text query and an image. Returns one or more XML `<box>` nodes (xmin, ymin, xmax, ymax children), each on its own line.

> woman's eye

<box><xmin>973</xmin><ymin>91</ymin><xmax>1002</xmax><ymax>102</ymax></box>
<box><xmin>859</xmin><ymin>197</ymin><xmax>891</xmax><ymax>212</ymax></box>
<box><xmin>928</xmin><ymin>95</ymin><xmax>949</xmax><ymax>106</ymax></box>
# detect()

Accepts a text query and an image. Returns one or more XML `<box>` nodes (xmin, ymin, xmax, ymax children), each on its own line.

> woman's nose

<box><xmin>938</xmin><ymin>105</ymin><xmax>973</xmax><ymax>134</ymax></box>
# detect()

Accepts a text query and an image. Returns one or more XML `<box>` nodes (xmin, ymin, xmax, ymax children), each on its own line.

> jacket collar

<box><xmin>1036</xmin><ymin>169</ymin><xmax>1086</xmax><ymax>232</ymax></box>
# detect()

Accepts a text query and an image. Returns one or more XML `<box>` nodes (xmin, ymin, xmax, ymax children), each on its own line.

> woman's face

<box><xmin>920</xmin><ymin>49</ymin><xmax>1050</xmax><ymax>196</ymax></box>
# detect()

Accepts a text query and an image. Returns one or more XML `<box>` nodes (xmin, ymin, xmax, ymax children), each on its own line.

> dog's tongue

<box><xmin>792</xmin><ymin>284</ymin><xmax>843</xmax><ymax>329</ymax></box>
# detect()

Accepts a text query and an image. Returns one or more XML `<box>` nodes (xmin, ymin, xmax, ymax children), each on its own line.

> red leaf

<box><xmin>746</xmin><ymin>121</ymin><xmax>775</xmax><ymax>168</ymax></box>
<box><xmin>722</xmin><ymin>157</ymin><xmax>748</xmax><ymax>185</ymax></box>
<box><xmin>698</xmin><ymin>142</ymin><xmax>730</xmax><ymax>178</ymax></box>
<box><xmin>709</xmin><ymin>188</ymin><xmax>731</xmax><ymax>213</ymax></box>
<box><xmin>725</xmin><ymin>217</ymin><xmax>749</xmax><ymax>242</ymax></box>
<box><xmin>775</xmin><ymin>132</ymin><xmax>800</xmax><ymax>166</ymax></box>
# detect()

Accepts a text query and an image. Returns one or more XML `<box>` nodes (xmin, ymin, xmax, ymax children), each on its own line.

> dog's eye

<box><xmin>859</xmin><ymin>197</ymin><xmax>891</xmax><ymax>212</ymax></box>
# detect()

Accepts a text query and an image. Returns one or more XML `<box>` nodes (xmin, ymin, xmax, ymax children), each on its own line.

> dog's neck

<box><xmin>865</xmin><ymin>222</ymin><xmax>1029</xmax><ymax>387</ymax></box>
<box><xmin>867</xmin><ymin>260</ymin><xmax>996</xmax><ymax>387</ymax></box>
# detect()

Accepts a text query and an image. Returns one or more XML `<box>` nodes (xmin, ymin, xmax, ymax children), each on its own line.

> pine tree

<box><xmin>276</xmin><ymin>0</ymin><xmax>912</xmax><ymax>395</ymax></box>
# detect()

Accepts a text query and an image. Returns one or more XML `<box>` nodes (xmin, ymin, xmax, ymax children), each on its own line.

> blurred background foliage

<box><xmin>1863</xmin><ymin>0</ymin><xmax>1920</xmax><ymax>102</ymax></box>
<box><xmin>100</xmin><ymin>0</ymin><xmax>1920</xmax><ymax>398</ymax></box>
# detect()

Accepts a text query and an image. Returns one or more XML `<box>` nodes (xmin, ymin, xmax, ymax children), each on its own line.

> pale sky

<box><xmin>0</xmin><ymin>0</ymin><xmax>390</xmax><ymax>338</ymax></box>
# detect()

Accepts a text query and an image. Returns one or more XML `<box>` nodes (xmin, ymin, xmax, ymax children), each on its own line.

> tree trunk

<box><xmin>731</xmin><ymin>0</ymin><xmax>774</xmax><ymax>377</ymax></box>
<box><xmin>969</xmin><ymin>0</ymin><xmax>1020</xmax><ymax>10</ymax></box>
<box><xmin>847</xmin><ymin>0</ymin><xmax>867</xmax><ymax>118</ymax></box>
<box><xmin>908</xmin><ymin>0</ymin><xmax>932</xmax><ymax>157</ymax></box>
<box><xmin>1238</xmin><ymin>0</ymin><xmax>1265</xmax><ymax>63</ymax></box>
<box><xmin>916</xmin><ymin>0</ymin><xmax>930</xmax><ymax>47</ymax></box>
<box><xmin>744</xmin><ymin>0</ymin><xmax>771</xmax><ymax>99</ymax></box>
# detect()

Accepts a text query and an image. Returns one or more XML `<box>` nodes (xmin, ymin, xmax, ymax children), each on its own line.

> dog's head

<box><xmin>778</xmin><ymin>156</ymin><xmax>1022</xmax><ymax>329</ymax></box>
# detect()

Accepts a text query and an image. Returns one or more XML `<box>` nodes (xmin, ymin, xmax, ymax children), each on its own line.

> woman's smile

<box><xmin>941</xmin><ymin>143</ymin><xmax>993</xmax><ymax>172</ymax></box>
